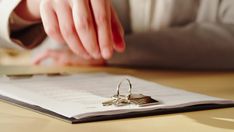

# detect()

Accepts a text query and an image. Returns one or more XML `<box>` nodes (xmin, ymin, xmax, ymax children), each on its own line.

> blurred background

<box><xmin>0</xmin><ymin>38</ymin><xmax>58</xmax><ymax>66</ymax></box>
<box><xmin>0</xmin><ymin>49</ymin><xmax>31</xmax><ymax>65</ymax></box>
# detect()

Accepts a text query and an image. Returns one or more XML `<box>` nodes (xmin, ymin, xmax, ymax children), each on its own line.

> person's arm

<box><xmin>1</xmin><ymin>0</ymin><xmax>126</xmax><ymax>61</ymax></box>
<box><xmin>0</xmin><ymin>0</ymin><xmax>46</xmax><ymax>50</ymax></box>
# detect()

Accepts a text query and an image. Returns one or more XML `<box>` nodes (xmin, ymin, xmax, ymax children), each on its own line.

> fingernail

<box><xmin>113</xmin><ymin>31</ymin><xmax>123</xmax><ymax>45</ymax></box>
<box><xmin>102</xmin><ymin>48</ymin><xmax>112</xmax><ymax>59</ymax></box>
<box><xmin>113</xmin><ymin>28</ymin><xmax>125</xmax><ymax>51</ymax></box>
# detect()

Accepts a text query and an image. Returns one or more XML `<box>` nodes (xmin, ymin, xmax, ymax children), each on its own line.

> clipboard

<box><xmin>1</xmin><ymin>94</ymin><xmax>233</xmax><ymax>124</ymax></box>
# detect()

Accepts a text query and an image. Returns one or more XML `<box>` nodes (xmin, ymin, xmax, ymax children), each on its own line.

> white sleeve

<box><xmin>0</xmin><ymin>0</ymin><xmax>46</xmax><ymax>50</ymax></box>
<box><xmin>0</xmin><ymin>0</ymin><xmax>23</xmax><ymax>49</ymax></box>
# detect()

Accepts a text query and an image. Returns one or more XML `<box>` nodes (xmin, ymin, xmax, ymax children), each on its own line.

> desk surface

<box><xmin>0</xmin><ymin>66</ymin><xmax>234</xmax><ymax>132</ymax></box>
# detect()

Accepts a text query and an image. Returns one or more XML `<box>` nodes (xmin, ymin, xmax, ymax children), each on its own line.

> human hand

<box><xmin>15</xmin><ymin>0</ymin><xmax>125</xmax><ymax>60</ymax></box>
<box><xmin>33</xmin><ymin>48</ymin><xmax>106</xmax><ymax>66</ymax></box>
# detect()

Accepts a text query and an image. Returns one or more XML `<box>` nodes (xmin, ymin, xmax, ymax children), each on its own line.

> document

<box><xmin>0</xmin><ymin>73</ymin><xmax>233</xmax><ymax>123</ymax></box>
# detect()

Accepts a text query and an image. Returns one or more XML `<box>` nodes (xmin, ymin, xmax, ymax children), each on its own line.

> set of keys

<box><xmin>102</xmin><ymin>79</ymin><xmax>160</xmax><ymax>107</ymax></box>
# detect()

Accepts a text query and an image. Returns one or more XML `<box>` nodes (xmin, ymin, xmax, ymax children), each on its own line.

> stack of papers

<box><xmin>0</xmin><ymin>73</ymin><xmax>233</xmax><ymax>123</ymax></box>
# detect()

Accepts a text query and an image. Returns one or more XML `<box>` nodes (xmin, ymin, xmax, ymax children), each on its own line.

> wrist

<box><xmin>14</xmin><ymin>0</ymin><xmax>41</xmax><ymax>21</ymax></box>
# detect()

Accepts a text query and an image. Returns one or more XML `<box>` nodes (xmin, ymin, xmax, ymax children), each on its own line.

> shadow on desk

<box><xmin>186</xmin><ymin>108</ymin><xmax>234</xmax><ymax>130</ymax></box>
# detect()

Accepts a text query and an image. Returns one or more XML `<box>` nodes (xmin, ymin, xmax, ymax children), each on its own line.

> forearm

<box><xmin>108</xmin><ymin>23</ymin><xmax>234</xmax><ymax>70</ymax></box>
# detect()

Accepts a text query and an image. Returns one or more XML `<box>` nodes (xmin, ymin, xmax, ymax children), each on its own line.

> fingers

<box><xmin>71</xmin><ymin>0</ymin><xmax>101</xmax><ymax>59</ymax></box>
<box><xmin>90</xmin><ymin>0</ymin><xmax>113</xmax><ymax>59</ymax></box>
<box><xmin>33</xmin><ymin>49</ymin><xmax>60</xmax><ymax>65</ymax></box>
<box><xmin>40</xmin><ymin>0</ymin><xmax>125</xmax><ymax>60</ymax></box>
<box><xmin>33</xmin><ymin>49</ymin><xmax>71</xmax><ymax>66</ymax></box>
<box><xmin>40</xmin><ymin>0</ymin><xmax>65</xmax><ymax>44</ymax></box>
<box><xmin>33</xmin><ymin>49</ymin><xmax>106</xmax><ymax>66</ymax></box>
<box><xmin>111</xmin><ymin>7</ymin><xmax>126</xmax><ymax>52</ymax></box>
<box><xmin>53</xmin><ymin>1</ymin><xmax>91</xmax><ymax>59</ymax></box>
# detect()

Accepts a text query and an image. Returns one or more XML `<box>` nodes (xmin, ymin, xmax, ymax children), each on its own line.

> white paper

<box><xmin>0</xmin><ymin>73</ymin><xmax>233</xmax><ymax>119</ymax></box>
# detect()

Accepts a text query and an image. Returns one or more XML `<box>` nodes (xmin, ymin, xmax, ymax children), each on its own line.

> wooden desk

<box><xmin>0</xmin><ymin>66</ymin><xmax>234</xmax><ymax>132</ymax></box>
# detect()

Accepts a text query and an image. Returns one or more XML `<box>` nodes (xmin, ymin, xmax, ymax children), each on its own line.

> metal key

<box><xmin>102</xmin><ymin>78</ymin><xmax>160</xmax><ymax>107</ymax></box>
<box><xmin>102</xmin><ymin>98</ymin><xmax>118</xmax><ymax>106</ymax></box>
<box><xmin>102</xmin><ymin>94</ymin><xmax>130</xmax><ymax>106</ymax></box>
<box><xmin>128</xmin><ymin>94</ymin><xmax>160</xmax><ymax>107</ymax></box>
<box><xmin>102</xmin><ymin>79</ymin><xmax>132</xmax><ymax>107</ymax></box>
<box><xmin>114</xmin><ymin>96</ymin><xmax>130</xmax><ymax>106</ymax></box>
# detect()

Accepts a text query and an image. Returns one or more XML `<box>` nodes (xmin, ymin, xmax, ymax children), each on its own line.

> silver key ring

<box><xmin>115</xmin><ymin>78</ymin><xmax>132</xmax><ymax>98</ymax></box>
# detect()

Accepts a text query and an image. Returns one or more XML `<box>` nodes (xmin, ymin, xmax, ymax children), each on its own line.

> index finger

<box><xmin>90</xmin><ymin>0</ymin><xmax>113</xmax><ymax>59</ymax></box>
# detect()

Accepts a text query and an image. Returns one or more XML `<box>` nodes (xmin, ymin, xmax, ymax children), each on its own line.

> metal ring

<box><xmin>116</xmin><ymin>78</ymin><xmax>132</xmax><ymax>98</ymax></box>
